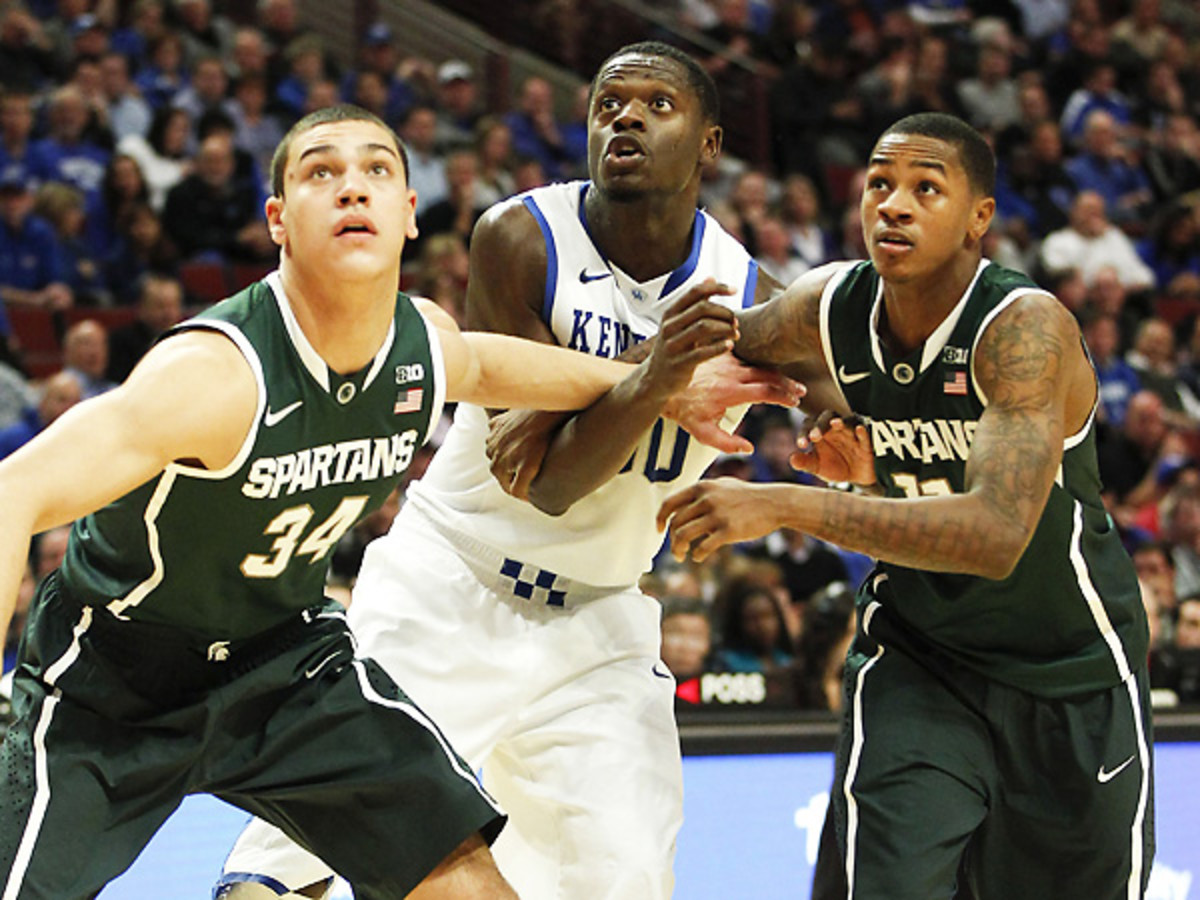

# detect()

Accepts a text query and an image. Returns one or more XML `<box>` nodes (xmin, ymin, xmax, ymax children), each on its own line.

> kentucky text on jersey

<box><xmin>870</xmin><ymin>417</ymin><xmax>978</xmax><ymax>464</ymax></box>
<box><xmin>568</xmin><ymin>309</ymin><xmax>649</xmax><ymax>357</ymax></box>
<box><xmin>241</xmin><ymin>430</ymin><xmax>419</xmax><ymax>499</ymax></box>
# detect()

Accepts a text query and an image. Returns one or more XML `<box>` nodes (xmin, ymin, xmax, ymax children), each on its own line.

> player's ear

<box><xmin>404</xmin><ymin>188</ymin><xmax>418</xmax><ymax>240</ymax></box>
<box><xmin>700</xmin><ymin>125</ymin><xmax>722</xmax><ymax>168</ymax></box>
<box><xmin>265</xmin><ymin>195</ymin><xmax>287</xmax><ymax>246</ymax></box>
<box><xmin>967</xmin><ymin>196</ymin><xmax>995</xmax><ymax>245</ymax></box>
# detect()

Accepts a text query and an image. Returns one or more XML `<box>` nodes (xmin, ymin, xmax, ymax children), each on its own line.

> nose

<box><xmin>876</xmin><ymin>189</ymin><xmax>912</xmax><ymax>224</ymax></box>
<box><xmin>337</xmin><ymin>169</ymin><xmax>369</xmax><ymax>206</ymax></box>
<box><xmin>613</xmin><ymin>100</ymin><xmax>646</xmax><ymax>132</ymax></box>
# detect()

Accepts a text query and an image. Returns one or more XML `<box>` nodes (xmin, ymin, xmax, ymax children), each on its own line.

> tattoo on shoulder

<box><xmin>975</xmin><ymin>298</ymin><xmax>1064</xmax><ymax>409</ymax></box>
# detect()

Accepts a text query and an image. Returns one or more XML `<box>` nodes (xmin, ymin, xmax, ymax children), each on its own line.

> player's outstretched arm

<box><xmin>0</xmin><ymin>330</ymin><xmax>257</xmax><ymax>648</ymax></box>
<box><xmin>659</xmin><ymin>293</ymin><xmax>1087</xmax><ymax>574</ymax></box>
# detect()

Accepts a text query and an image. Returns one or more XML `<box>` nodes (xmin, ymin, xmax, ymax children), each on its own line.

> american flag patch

<box><xmin>943</xmin><ymin>370</ymin><xmax>967</xmax><ymax>395</ymax></box>
<box><xmin>394</xmin><ymin>388</ymin><xmax>423</xmax><ymax>414</ymax></box>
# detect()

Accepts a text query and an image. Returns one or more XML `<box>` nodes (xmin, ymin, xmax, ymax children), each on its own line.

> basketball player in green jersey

<box><xmin>660</xmin><ymin>113</ymin><xmax>1153</xmax><ymax>899</ymax></box>
<box><xmin>0</xmin><ymin>105</ymin><xmax>746</xmax><ymax>900</ymax></box>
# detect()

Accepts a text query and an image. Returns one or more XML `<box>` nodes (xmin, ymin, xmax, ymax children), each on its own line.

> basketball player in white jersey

<box><xmin>218</xmin><ymin>42</ymin><xmax>809</xmax><ymax>900</ymax></box>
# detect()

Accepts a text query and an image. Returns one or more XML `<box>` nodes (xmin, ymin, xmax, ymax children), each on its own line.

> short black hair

<box><xmin>270</xmin><ymin>103</ymin><xmax>409</xmax><ymax>198</ymax></box>
<box><xmin>591</xmin><ymin>41</ymin><xmax>719</xmax><ymax>125</ymax></box>
<box><xmin>878</xmin><ymin>112</ymin><xmax>995</xmax><ymax>197</ymax></box>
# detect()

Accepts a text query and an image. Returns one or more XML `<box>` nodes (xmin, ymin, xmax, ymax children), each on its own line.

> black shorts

<box><xmin>824</xmin><ymin>601</ymin><xmax>1154</xmax><ymax>900</ymax></box>
<box><xmin>0</xmin><ymin>574</ymin><xmax>505</xmax><ymax>900</ymax></box>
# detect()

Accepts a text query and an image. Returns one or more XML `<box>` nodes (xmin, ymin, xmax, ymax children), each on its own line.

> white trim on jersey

<box><xmin>412</xmin><ymin>304</ymin><xmax>448</xmax><ymax>449</ymax></box>
<box><xmin>349</xmin><ymin>660</ymin><xmax>503</xmax><ymax>818</ymax></box>
<box><xmin>108</xmin><ymin>317</ymin><xmax>269</xmax><ymax>617</ymax></box>
<box><xmin>843</xmin><ymin>602</ymin><xmax>885</xmax><ymax>899</ymax></box>
<box><xmin>817</xmin><ymin>261</ymin><xmax>856</xmax><ymax>414</ymax></box>
<box><xmin>2</xmin><ymin>607</ymin><xmax>93</xmax><ymax>900</ymax></box>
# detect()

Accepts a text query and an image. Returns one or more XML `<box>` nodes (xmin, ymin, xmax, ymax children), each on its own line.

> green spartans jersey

<box><xmin>821</xmin><ymin>259</ymin><xmax>1147</xmax><ymax>697</ymax></box>
<box><xmin>59</xmin><ymin>272</ymin><xmax>443</xmax><ymax>641</ymax></box>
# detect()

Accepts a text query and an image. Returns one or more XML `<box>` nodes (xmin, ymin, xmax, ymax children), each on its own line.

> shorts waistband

<box><xmin>405</xmin><ymin>507</ymin><xmax>626</xmax><ymax>608</ymax></box>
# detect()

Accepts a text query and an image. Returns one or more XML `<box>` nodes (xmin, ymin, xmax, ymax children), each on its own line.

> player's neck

<box><xmin>585</xmin><ymin>187</ymin><xmax>698</xmax><ymax>282</ymax></box>
<box><xmin>878</xmin><ymin>252</ymin><xmax>981</xmax><ymax>355</ymax></box>
<box><xmin>278</xmin><ymin>260</ymin><xmax>396</xmax><ymax>374</ymax></box>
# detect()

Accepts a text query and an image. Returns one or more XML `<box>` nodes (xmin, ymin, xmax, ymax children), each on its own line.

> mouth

<box><xmin>874</xmin><ymin>229</ymin><xmax>913</xmax><ymax>251</ymax></box>
<box><xmin>604</xmin><ymin>135</ymin><xmax>646</xmax><ymax>164</ymax></box>
<box><xmin>334</xmin><ymin>217</ymin><xmax>376</xmax><ymax>237</ymax></box>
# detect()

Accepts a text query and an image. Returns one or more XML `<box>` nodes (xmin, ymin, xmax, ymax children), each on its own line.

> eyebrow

<box><xmin>869</xmin><ymin>155</ymin><xmax>947</xmax><ymax>175</ymax></box>
<box><xmin>296</xmin><ymin>141</ymin><xmax>400</xmax><ymax>164</ymax></box>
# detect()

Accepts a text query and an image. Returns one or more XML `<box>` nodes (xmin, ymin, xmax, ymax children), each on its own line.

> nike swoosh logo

<box><xmin>1097</xmin><ymin>754</ymin><xmax>1136</xmax><ymax>783</ymax></box>
<box><xmin>838</xmin><ymin>365</ymin><xmax>870</xmax><ymax>384</ymax></box>
<box><xmin>264</xmin><ymin>400</ymin><xmax>303</xmax><ymax>427</ymax></box>
<box><xmin>652</xmin><ymin>663</ymin><xmax>673</xmax><ymax>680</ymax></box>
<box><xmin>579</xmin><ymin>269</ymin><xmax>612</xmax><ymax>284</ymax></box>
<box><xmin>305</xmin><ymin>650</ymin><xmax>342</xmax><ymax>680</ymax></box>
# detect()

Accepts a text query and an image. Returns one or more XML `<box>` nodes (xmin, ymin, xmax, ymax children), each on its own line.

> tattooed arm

<box><xmin>658</xmin><ymin>293</ymin><xmax>1096</xmax><ymax>577</ymax></box>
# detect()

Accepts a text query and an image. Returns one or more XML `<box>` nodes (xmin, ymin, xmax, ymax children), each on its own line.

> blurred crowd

<box><xmin>6</xmin><ymin>0</ymin><xmax>1200</xmax><ymax>712</ymax></box>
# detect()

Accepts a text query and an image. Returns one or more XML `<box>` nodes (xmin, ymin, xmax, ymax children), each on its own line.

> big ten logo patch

<box><xmin>395</xmin><ymin>363</ymin><xmax>425</xmax><ymax>385</ymax></box>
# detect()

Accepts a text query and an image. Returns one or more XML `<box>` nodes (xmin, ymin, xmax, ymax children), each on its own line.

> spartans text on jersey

<box><xmin>241</xmin><ymin>431</ymin><xmax>419</xmax><ymax>499</ymax></box>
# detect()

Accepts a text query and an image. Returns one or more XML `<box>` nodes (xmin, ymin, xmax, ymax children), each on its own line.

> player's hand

<box><xmin>663</xmin><ymin>352</ymin><xmax>804</xmax><ymax>453</ymax></box>
<box><xmin>486</xmin><ymin>409</ymin><xmax>568</xmax><ymax>500</ymax></box>
<box><xmin>791</xmin><ymin>411</ymin><xmax>875</xmax><ymax>486</ymax></box>
<box><xmin>657</xmin><ymin>478</ymin><xmax>784</xmax><ymax>563</ymax></box>
<box><xmin>640</xmin><ymin>279</ymin><xmax>739</xmax><ymax>402</ymax></box>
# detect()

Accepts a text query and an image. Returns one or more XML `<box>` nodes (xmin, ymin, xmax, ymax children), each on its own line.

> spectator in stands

<box><xmin>0</xmin><ymin>171</ymin><xmax>71</xmax><ymax>365</ymax></box>
<box><xmin>1082</xmin><ymin>309</ymin><xmax>1141</xmax><ymax>428</ymax></box>
<box><xmin>273</xmin><ymin>34</ymin><xmax>326</xmax><ymax>122</ymax></box>
<box><xmin>410</xmin><ymin>149</ymin><xmax>488</xmax><ymax>263</ymax></box>
<box><xmin>744</xmin><ymin>527</ymin><xmax>850</xmax><ymax>616</ymax></box>
<box><xmin>712</xmin><ymin>579</ymin><xmax>796</xmax><ymax>690</ymax></box>
<box><xmin>1125</xmin><ymin>316</ymin><xmax>1200</xmax><ymax>424</ymax></box>
<box><xmin>0</xmin><ymin>359</ymin><xmax>33</xmax><ymax>430</ymax></box>
<box><xmin>173</xmin><ymin>0</ymin><xmax>234</xmax><ymax>66</ymax></box>
<box><xmin>34</xmin><ymin>180</ymin><xmax>108</xmax><ymax>306</ymax></box>
<box><xmin>955</xmin><ymin>28</ymin><xmax>1021</xmax><ymax>134</ymax></box>
<box><xmin>105</xmin><ymin>200</ymin><xmax>179</xmax><ymax>301</ymax></box>
<box><xmin>753</xmin><ymin>215</ymin><xmax>808</xmax><ymax>285</ymax></box>
<box><xmin>0</xmin><ymin>89</ymin><xmax>53</xmax><ymax>187</ymax></box>
<box><xmin>36</xmin><ymin>84</ymin><xmax>111</xmax><ymax>254</ymax></box>
<box><xmin>33</xmin><ymin>522</ymin><xmax>70</xmax><ymax>581</ymax></box>
<box><xmin>472</xmin><ymin>117</ymin><xmax>514</xmax><ymax>208</ymax></box>
<box><xmin>727</xmin><ymin>168</ymin><xmax>772</xmax><ymax>254</ymax></box>
<box><xmin>229</xmin><ymin>74</ymin><xmax>282</xmax><ymax>197</ymax></box>
<box><xmin>1133</xmin><ymin>539</ymin><xmax>1179</xmax><ymax>640</ymax></box>
<box><xmin>1065</xmin><ymin>109</ymin><xmax>1154</xmax><ymax>230</ymax></box>
<box><xmin>434</xmin><ymin>60</ymin><xmax>483</xmax><ymax>155</ymax></box>
<box><xmin>102</xmin><ymin>152</ymin><xmax>149</xmax><ymax>229</ymax></box>
<box><xmin>1140</xmin><ymin>203</ymin><xmax>1200</xmax><ymax>294</ymax></box>
<box><xmin>98</xmin><ymin>51</ymin><xmax>151</xmax><ymax>143</ymax></box>
<box><xmin>791</xmin><ymin>581</ymin><xmax>856</xmax><ymax>711</ymax></box>
<box><xmin>1111</xmin><ymin>0</ymin><xmax>1170</xmax><ymax>69</ymax></box>
<box><xmin>134</xmin><ymin>30</ymin><xmax>188</xmax><ymax>110</ymax></box>
<box><xmin>399</xmin><ymin>104</ymin><xmax>447</xmax><ymax>210</ymax></box>
<box><xmin>779</xmin><ymin>173</ymin><xmax>837</xmax><ymax>269</ymax></box>
<box><xmin>1145</xmin><ymin>113</ymin><xmax>1200</xmax><ymax>205</ymax></box>
<box><xmin>60</xmin><ymin>318</ymin><xmax>114</xmax><ymax>398</ymax></box>
<box><xmin>171</xmin><ymin>53</ymin><xmax>236</xmax><ymax>125</ymax></box>
<box><xmin>748</xmin><ymin>413</ymin><xmax>804</xmax><ymax>484</ymax></box>
<box><xmin>340</xmin><ymin>22</ymin><xmax>414</xmax><ymax>127</ymax></box>
<box><xmin>415</xmin><ymin>233</ymin><xmax>469</xmax><ymax>326</ymax></box>
<box><xmin>228</xmin><ymin>26</ymin><xmax>269</xmax><ymax>83</ymax></box>
<box><xmin>1098</xmin><ymin>389</ymin><xmax>1190</xmax><ymax>524</ymax></box>
<box><xmin>162</xmin><ymin>131</ymin><xmax>272</xmax><ymax>261</ymax></box>
<box><xmin>1162</xmin><ymin>479</ymin><xmax>1200</xmax><ymax>600</ymax></box>
<box><xmin>301</xmin><ymin>78</ymin><xmax>338</xmax><ymax>117</ymax></box>
<box><xmin>1040</xmin><ymin>190</ymin><xmax>1156</xmax><ymax>291</ymax></box>
<box><xmin>109</xmin><ymin>0</ymin><xmax>167</xmax><ymax>73</ymax></box>
<box><xmin>659</xmin><ymin>595</ymin><xmax>714</xmax><ymax>683</ymax></box>
<box><xmin>995</xmin><ymin>73</ymin><xmax>1054</xmax><ymax>159</ymax></box>
<box><xmin>106</xmin><ymin>271</ymin><xmax>182</xmax><ymax>382</ymax></box>
<box><xmin>1060</xmin><ymin>61</ymin><xmax>1133</xmax><ymax>145</ymax></box>
<box><xmin>0</xmin><ymin>368</ymin><xmax>81</xmax><ymax>460</ymax></box>
<box><xmin>505</xmin><ymin>76</ymin><xmax>572</xmax><ymax>181</ymax></box>
<box><xmin>117</xmin><ymin>105</ymin><xmax>191</xmax><ymax>212</ymax></box>
<box><xmin>0</xmin><ymin>6</ymin><xmax>55</xmax><ymax>91</ymax></box>
<box><xmin>257</xmin><ymin>0</ymin><xmax>304</xmax><ymax>68</ymax></box>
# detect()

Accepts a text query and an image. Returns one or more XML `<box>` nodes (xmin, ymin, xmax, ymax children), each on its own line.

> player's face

<box><xmin>860</xmin><ymin>133</ymin><xmax>993</xmax><ymax>284</ymax></box>
<box><xmin>266</xmin><ymin>119</ymin><xmax>416</xmax><ymax>281</ymax></box>
<box><xmin>587</xmin><ymin>55</ymin><xmax>719</xmax><ymax>199</ymax></box>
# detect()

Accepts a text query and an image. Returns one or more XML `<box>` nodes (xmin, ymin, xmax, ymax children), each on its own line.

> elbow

<box><xmin>526</xmin><ymin>480</ymin><xmax>575</xmax><ymax>517</ymax></box>
<box><xmin>972</xmin><ymin>529</ymin><xmax>1028</xmax><ymax>581</ymax></box>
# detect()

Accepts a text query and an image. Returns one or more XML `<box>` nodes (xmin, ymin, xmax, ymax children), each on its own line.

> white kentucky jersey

<box><xmin>407</xmin><ymin>180</ymin><xmax>759</xmax><ymax>587</ymax></box>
